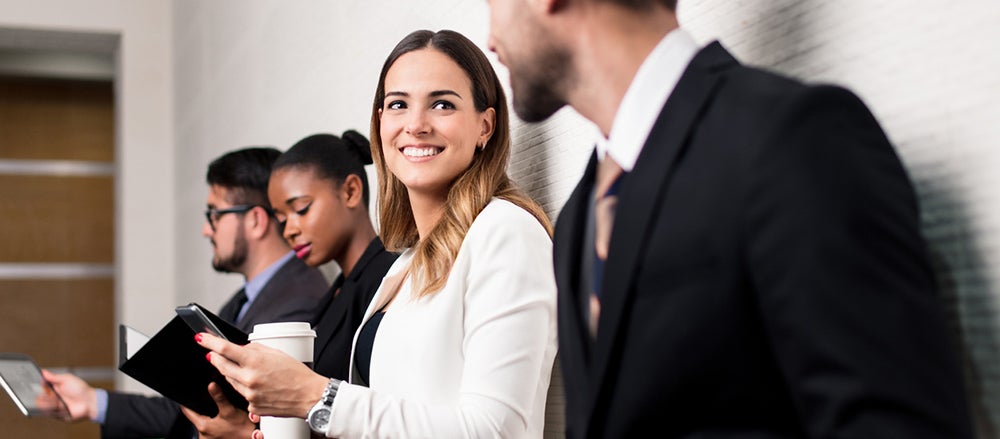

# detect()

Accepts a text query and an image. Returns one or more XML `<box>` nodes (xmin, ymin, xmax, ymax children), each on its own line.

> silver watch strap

<box><xmin>321</xmin><ymin>378</ymin><xmax>341</xmax><ymax>405</ymax></box>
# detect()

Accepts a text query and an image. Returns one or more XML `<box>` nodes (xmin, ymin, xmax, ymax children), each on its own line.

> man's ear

<box><xmin>246</xmin><ymin>206</ymin><xmax>271</xmax><ymax>239</ymax></box>
<box><xmin>341</xmin><ymin>174</ymin><xmax>365</xmax><ymax>209</ymax></box>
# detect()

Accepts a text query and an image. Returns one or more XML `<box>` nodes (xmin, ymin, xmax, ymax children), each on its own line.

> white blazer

<box><xmin>325</xmin><ymin>199</ymin><xmax>558</xmax><ymax>438</ymax></box>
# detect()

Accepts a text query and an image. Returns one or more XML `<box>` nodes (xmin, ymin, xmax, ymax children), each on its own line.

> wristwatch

<box><xmin>306</xmin><ymin>378</ymin><xmax>341</xmax><ymax>434</ymax></box>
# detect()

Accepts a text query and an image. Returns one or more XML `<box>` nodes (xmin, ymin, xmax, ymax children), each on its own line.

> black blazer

<box><xmin>101</xmin><ymin>255</ymin><xmax>328</xmax><ymax>439</ymax></box>
<box><xmin>554</xmin><ymin>42</ymin><xmax>972</xmax><ymax>438</ymax></box>
<box><xmin>312</xmin><ymin>237</ymin><xmax>397</xmax><ymax>381</ymax></box>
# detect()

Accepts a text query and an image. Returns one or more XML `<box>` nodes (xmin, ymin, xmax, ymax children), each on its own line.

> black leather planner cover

<box><xmin>118</xmin><ymin>303</ymin><xmax>249</xmax><ymax>417</ymax></box>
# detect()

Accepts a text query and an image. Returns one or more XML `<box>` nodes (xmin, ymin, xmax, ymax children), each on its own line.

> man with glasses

<box><xmin>43</xmin><ymin>147</ymin><xmax>329</xmax><ymax>438</ymax></box>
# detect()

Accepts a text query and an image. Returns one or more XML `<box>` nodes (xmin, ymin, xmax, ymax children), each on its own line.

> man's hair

<box><xmin>206</xmin><ymin>147</ymin><xmax>281</xmax><ymax>209</ymax></box>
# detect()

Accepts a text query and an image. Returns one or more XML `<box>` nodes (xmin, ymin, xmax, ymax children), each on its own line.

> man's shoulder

<box><xmin>679</xmin><ymin>50</ymin><xmax>870</xmax><ymax>142</ymax></box>
<box><xmin>696</xmin><ymin>46</ymin><xmax>860</xmax><ymax>115</ymax></box>
<box><xmin>268</xmin><ymin>255</ymin><xmax>328</xmax><ymax>293</ymax></box>
<box><xmin>243</xmin><ymin>257</ymin><xmax>328</xmax><ymax>327</ymax></box>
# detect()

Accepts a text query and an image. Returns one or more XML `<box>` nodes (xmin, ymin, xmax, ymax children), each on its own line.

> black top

<box><xmin>353</xmin><ymin>310</ymin><xmax>386</xmax><ymax>386</ymax></box>
<box><xmin>311</xmin><ymin>237</ymin><xmax>397</xmax><ymax>381</ymax></box>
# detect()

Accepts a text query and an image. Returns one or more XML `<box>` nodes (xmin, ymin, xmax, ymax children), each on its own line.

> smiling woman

<box><xmin>372</xmin><ymin>30</ymin><xmax>552</xmax><ymax>299</ymax></box>
<box><xmin>195</xmin><ymin>29</ymin><xmax>559</xmax><ymax>439</ymax></box>
<box><xmin>377</xmin><ymin>48</ymin><xmax>492</xmax><ymax>203</ymax></box>
<box><xmin>330</xmin><ymin>28</ymin><xmax>557</xmax><ymax>438</ymax></box>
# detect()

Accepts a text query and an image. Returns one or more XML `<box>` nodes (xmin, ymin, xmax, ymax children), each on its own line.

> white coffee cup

<box><xmin>248</xmin><ymin>322</ymin><xmax>316</xmax><ymax>439</ymax></box>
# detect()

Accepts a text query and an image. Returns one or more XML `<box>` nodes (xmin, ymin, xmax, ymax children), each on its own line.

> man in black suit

<box><xmin>44</xmin><ymin>147</ymin><xmax>328</xmax><ymax>438</ymax></box>
<box><xmin>487</xmin><ymin>0</ymin><xmax>973</xmax><ymax>437</ymax></box>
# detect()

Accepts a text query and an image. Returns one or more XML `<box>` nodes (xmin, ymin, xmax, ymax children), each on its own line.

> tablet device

<box><xmin>0</xmin><ymin>353</ymin><xmax>70</xmax><ymax>418</ymax></box>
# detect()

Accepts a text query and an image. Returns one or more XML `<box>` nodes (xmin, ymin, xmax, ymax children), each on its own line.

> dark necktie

<box><xmin>590</xmin><ymin>156</ymin><xmax>625</xmax><ymax>336</ymax></box>
<box><xmin>221</xmin><ymin>288</ymin><xmax>247</xmax><ymax>325</ymax></box>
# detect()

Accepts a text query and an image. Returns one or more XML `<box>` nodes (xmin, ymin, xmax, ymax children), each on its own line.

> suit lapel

<box><xmin>312</xmin><ymin>238</ymin><xmax>386</xmax><ymax>364</ymax></box>
<box><xmin>238</xmin><ymin>256</ymin><xmax>298</xmax><ymax>332</ymax></box>
<box><xmin>554</xmin><ymin>152</ymin><xmax>598</xmax><ymax>358</ymax></box>
<box><xmin>217</xmin><ymin>288</ymin><xmax>244</xmax><ymax>325</ymax></box>
<box><xmin>311</xmin><ymin>277</ymin><xmax>345</xmax><ymax>363</ymax></box>
<box><xmin>587</xmin><ymin>42</ymin><xmax>738</xmax><ymax>417</ymax></box>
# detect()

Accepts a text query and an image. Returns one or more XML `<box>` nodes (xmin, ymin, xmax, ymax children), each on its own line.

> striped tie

<box><xmin>590</xmin><ymin>156</ymin><xmax>625</xmax><ymax>336</ymax></box>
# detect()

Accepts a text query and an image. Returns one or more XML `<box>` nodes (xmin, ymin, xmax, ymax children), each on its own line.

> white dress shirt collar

<box><xmin>598</xmin><ymin>28</ymin><xmax>700</xmax><ymax>172</ymax></box>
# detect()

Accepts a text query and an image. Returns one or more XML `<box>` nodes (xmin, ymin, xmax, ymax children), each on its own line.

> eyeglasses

<box><xmin>204</xmin><ymin>205</ymin><xmax>258</xmax><ymax>231</ymax></box>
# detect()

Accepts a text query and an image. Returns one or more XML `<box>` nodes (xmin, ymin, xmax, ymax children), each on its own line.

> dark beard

<box><xmin>510</xmin><ymin>39</ymin><xmax>573</xmax><ymax>123</ymax></box>
<box><xmin>212</xmin><ymin>227</ymin><xmax>248</xmax><ymax>273</ymax></box>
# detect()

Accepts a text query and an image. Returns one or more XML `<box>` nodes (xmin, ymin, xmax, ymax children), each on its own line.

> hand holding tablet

<box><xmin>0</xmin><ymin>353</ymin><xmax>71</xmax><ymax>419</ymax></box>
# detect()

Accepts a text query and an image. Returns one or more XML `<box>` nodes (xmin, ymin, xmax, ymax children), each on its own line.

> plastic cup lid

<box><xmin>248</xmin><ymin>322</ymin><xmax>316</xmax><ymax>340</ymax></box>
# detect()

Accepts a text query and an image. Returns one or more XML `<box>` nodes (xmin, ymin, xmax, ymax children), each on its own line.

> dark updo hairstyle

<box><xmin>273</xmin><ymin>130</ymin><xmax>374</xmax><ymax>206</ymax></box>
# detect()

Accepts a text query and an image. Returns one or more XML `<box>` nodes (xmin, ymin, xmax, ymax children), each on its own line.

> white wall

<box><xmin>679</xmin><ymin>0</ymin><xmax>1000</xmax><ymax>435</ymax></box>
<box><xmin>0</xmin><ymin>0</ymin><xmax>174</xmax><ymax>393</ymax></box>
<box><xmin>172</xmin><ymin>0</ymin><xmax>999</xmax><ymax>435</ymax></box>
<box><xmin>170</xmin><ymin>0</ymin><xmax>597</xmax><ymax>310</ymax></box>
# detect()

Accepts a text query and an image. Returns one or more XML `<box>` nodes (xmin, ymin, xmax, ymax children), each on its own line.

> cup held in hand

<box><xmin>248</xmin><ymin>322</ymin><xmax>316</xmax><ymax>363</ymax></box>
<box><xmin>248</xmin><ymin>322</ymin><xmax>316</xmax><ymax>438</ymax></box>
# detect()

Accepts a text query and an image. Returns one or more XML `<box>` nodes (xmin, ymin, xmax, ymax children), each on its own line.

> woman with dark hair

<box><xmin>182</xmin><ymin>131</ymin><xmax>397</xmax><ymax>438</ymax></box>
<box><xmin>198</xmin><ymin>30</ymin><xmax>557</xmax><ymax>438</ymax></box>
<box><xmin>268</xmin><ymin>131</ymin><xmax>396</xmax><ymax>380</ymax></box>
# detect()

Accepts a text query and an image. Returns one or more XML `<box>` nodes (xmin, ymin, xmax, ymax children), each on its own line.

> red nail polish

<box><xmin>206</xmin><ymin>352</ymin><xmax>212</xmax><ymax>362</ymax></box>
<box><xmin>194</xmin><ymin>333</ymin><xmax>203</xmax><ymax>343</ymax></box>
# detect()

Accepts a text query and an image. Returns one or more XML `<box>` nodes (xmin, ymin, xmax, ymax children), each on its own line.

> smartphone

<box><xmin>0</xmin><ymin>353</ymin><xmax>70</xmax><ymax>419</ymax></box>
<box><xmin>176</xmin><ymin>304</ymin><xmax>230</xmax><ymax>341</ymax></box>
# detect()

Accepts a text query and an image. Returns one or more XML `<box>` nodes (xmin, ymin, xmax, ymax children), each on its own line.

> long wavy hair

<box><xmin>370</xmin><ymin>29</ymin><xmax>552</xmax><ymax>298</ymax></box>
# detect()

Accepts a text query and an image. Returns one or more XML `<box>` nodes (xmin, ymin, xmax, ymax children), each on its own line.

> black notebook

<box><xmin>118</xmin><ymin>303</ymin><xmax>249</xmax><ymax>417</ymax></box>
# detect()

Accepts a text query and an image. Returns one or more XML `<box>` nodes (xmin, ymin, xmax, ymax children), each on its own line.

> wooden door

<box><xmin>0</xmin><ymin>75</ymin><xmax>114</xmax><ymax>439</ymax></box>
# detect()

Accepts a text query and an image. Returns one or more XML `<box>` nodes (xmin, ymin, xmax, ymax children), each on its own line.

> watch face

<box><xmin>309</xmin><ymin>407</ymin><xmax>331</xmax><ymax>432</ymax></box>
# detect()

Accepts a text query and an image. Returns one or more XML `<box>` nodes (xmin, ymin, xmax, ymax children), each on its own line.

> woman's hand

<box><xmin>195</xmin><ymin>333</ymin><xmax>329</xmax><ymax>418</ymax></box>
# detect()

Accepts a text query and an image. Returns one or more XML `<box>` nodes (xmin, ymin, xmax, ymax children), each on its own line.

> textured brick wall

<box><xmin>679</xmin><ymin>1</ymin><xmax>1000</xmax><ymax>436</ymax></box>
